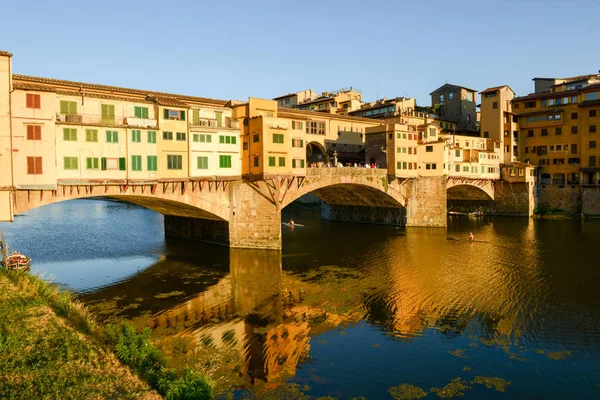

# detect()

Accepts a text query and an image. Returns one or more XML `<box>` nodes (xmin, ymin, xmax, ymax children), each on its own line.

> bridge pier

<box><xmin>405</xmin><ymin>176</ymin><xmax>447</xmax><ymax>227</ymax></box>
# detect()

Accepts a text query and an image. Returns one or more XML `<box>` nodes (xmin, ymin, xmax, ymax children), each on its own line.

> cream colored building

<box><xmin>0</xmin><ymin>51</ymin><xmax>13</xmax><ymax>221</ymax></box>
<box><xmin>479</xmin><ymin>85</ymin><xmax>518</xmax><ymax>164</ymax></box>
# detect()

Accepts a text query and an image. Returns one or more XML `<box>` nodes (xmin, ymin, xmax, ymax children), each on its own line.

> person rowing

<box><xmin>288</xmin><ymin>218</ymin><xmax>295</xmax><ymax>226</ymax></box>
<box><xmin>467</xmin><ymin>232</ymin><xmax>474</xmax><ymax>241</ymax></box>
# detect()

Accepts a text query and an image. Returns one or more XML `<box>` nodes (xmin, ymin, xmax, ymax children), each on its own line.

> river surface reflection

<box><xmin>1</xmin><ymin>199</ymin><xmax>599</xmax><ymax>399</ymax></box>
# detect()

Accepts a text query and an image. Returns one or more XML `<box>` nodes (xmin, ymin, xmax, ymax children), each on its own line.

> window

<box><xmin>466</xmin><ymin>92</ymin><xmax>474</xmax><ymax>102</ymax></box>
<box><xmin>253</xmin><ymin>157</ymin><xmax>259</xmax><ymax>167</ymax></box>
<box><xmin>219</xmin><ymin>155</ymin><xmax>232</xmax><ymax>168</ymax></box>
<box><xmin>26</xmin><ymin>125</ymin><xmax>41</xmax><ymax>140</ymax></box>
<box><xmin>571</xmin><ymin>126</ymin><xmax>578</xmax><ymax>134</ymax></box>
<box><xmin>268</xmin><ymin>156</ymin><xmax>275</xmax><ymax>167</ymax></box>
<box><xmin>131</xmin><ymin>130</ymin><xmax>141</xmax><ymax>143</ymax></box>
<box><xmin>589</xmin><ymin>156</ymin><xmax>597</xmax><ymax>166</ymax></box>
<box><xmin>219</xmin><ymin>135</ymin><xmax>237</xmax><ymax>144</ymax></box>
<box><xmin>292</xmin><ymin>138</ymin><xmax>304</xmax><ymax>147</ymax></box>
<box><xmin>585</xmin><ymin>92</ymin><xmax>599</xmax><ymax>101</ymax></box>
<box><xmin>590</xmin><ymin>110</ymin><xmax>597</xmax><ymax>118</ymax></box>
<box><xmin>131</xmin><ymin>155</ymin><xmax>142</xmax><ymax>171</ymax></box>
<box><xmin>193</xmin><ymin>133</ymin><xmax>212</xmax><ymax>143</ymax></box>
<box><xmin>273</xmin><ymin>134</ymin><xmax>284</xmax><ymax>143</ymax></box>
<box><xmin>101</xmin><ymin>104</ymin><xmax>115</xmax><ymax>124</ymax></box>
<box><xmin>524</xmin><ymin>101</ymin><xmax>536</xmax><ymax>109</ymax></box>
<box><xmin>163</xmin><ymin>109</ymin><xmax>186</xmax><ymax>121</ymax></box>
<box><xmin>292</xmin><ymin>121</ymin><xmax>304</xmax><ymax>130</ymax></box>
<box><xmin>85</xmin><ymin>129</ymin><xmax>98</xmax><ymax>142</ymax></box>
<box><xmin>100</xmin><ymin>158</ymin><xmax>125</xmax><ymax>170</ymax></box>
<box><xmin>448</xmin><ymin>92</ymin><xmax>454</xmax><ymax>100</ymax></box>
<box><xmin>176</xmin><ymin>132</ymin><xmax>186</xmax><ymax>141</ymax></box>
<box><xmin>86</xmin><ymin>157</ymin><xmax>99</xmax><ymax>170</ymax></box>
<box><xmin>292</xmin><ymin>159</ymin><xmax>305</xmax><ymax>168</ymax></box>
<box><xmin>572</xmin><ymin>112</ymin><xmax>578</xmax><ymax>119</ymax></box>
<box><xmin>590</xmin><ymin>141</ymin><xmax>597</xmax><ymax>149</ymax></box>
<box><xmin>243</xmin><ymin>142</ymin><xmax>248</xmax><ymax>150</ymax></box>
<box><xmin>556</xmin><ymin>127</ymin><xmax>562</xmax><ymax>135</ymax></box>
<box><xmin>197</xmin><ymin>156</ymin><xmax>208</xmax><ymax>169</ymax></box>
<box><xmin>106</xmin><ymin>130</ymin><xmax>118</xmax><ymax>143</ymax></box>
<box><xmin>27</xmin><ymin>157</ymin><xmax>42</xmax><ymax>175</ymax></box>
<box><xmin>568</xmin><ymin>158</ymin><xmax>580</xmax><ymax>164</ymax></box>
<box><xmin>467</xmin><ymin>114</ymin><xmax>471</xmax><ymax>122</ymax></box>
<box><xmin>572</xmin><ymin>144</ymin><xmax>578</xmax><ymax>154</ymax></box>
<box><xmin>552</xmin><ymin>158</ymin><xmax>564</xmax><ymax>165</ymax></box>
<box><xmin>63</xmin><ymin>157</ymin><xmax>78</xmax><ymax>170</ymax></box>
<box><xmin>26</xmin><ymin>94</ymin><xmax>41</xmax><ymax>109</ymax></box>
<box><xmin>439</xmin><ymin>94</ymin><xmax>444</xmax><ymax>103</ymax></box>
<box><xmin>167</xmin><ymin>154</ymin><xmax>183</xmax><ymax>170</ymax></box>
<box><xmin>429</xmin><ymin>128</ymin><xmax>436</xmax><ymax>137</ymax></box>
<box><xmin>60</xmin><ymin>100</ymin><xmax>77</xmax><ymax>115</ymax></box>
<box><xmin>148</xmin><ymin>130</ymin><xmax>156</xmax><ymax>143</ymax></box>
<box><xmin>134</xmin><ymin>106</ymin><xmax>149</xmax><ymax>119</ymax></box>
<box><xmin>492</xmin><ymin>102</ymin><xmax>498</xmax><ymax>109</ymax></box>
<box><xmin>455</xmin><ymin>150</ymin><xmax>461</xmax><ymax>157</ymax></box>
<box><xmin>163</xmin><ymin>131</ymin><xmax>173</xmax><ymax>140</ymax></box>
<box><xmin>278</xmin><ymin>157</ymin><xmax>285</xmax><ymax>167</ymax></box>
<box><xmin>527</xmin><ymin>130</ymin><xmax>534</xmax><ymax>137</ymax></box>
<box><xmin>426</xmin><ymin>146</ymin><xmax>433</xmax><ymax>152</ymax></box>
<box><xmin>253</xmin><ymin>134</ymin><xmax>259</xmax><ymax>142</ymax></box>
<box><xmin>147</xmin><ymin>155</ymin><xmax>157</xmax><ymax>171</ymax></box>
<box><xmin>591</xmin><ymin>125</ymin><xmax>597</xmax><ymax>133</ymax></box>
<box><xmin>215</xmin><ymin>112</ymin><xmax>223</xmax><ymax>127</ymax></box>
<box><xmin>541</xmin><ymin>128</ymin><xmax>548</xmax><ymax>136</ymax></box>
<box><xmin>63</xmin><ymin>128</ymin><xmax>77</xmax><ymax>141</ymax></box>
<box><xmin>541</xmin><ymin>100</ymin><xmax>547</xmax><ymax>107</ymax></box>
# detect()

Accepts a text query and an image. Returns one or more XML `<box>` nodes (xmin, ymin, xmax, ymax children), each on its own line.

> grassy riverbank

<box><xmin>0</xmin><ymin>270</ymin><xmax>211</xmax><ymax>399</ymax></box>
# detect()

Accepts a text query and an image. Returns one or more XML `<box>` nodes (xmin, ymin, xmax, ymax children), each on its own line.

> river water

<box><xmin>1</xmin><ymin>199</ymin><xmax>599</xmax><ymax>399</ymax></box>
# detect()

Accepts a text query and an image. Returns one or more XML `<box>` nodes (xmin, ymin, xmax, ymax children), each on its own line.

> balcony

<box><xmin>189</xmin><ymin>117</ymin><xmax>239</xmax><ymax>129</ymax></box>
<box><xmin>56</xmin><ymin>113</ymin><xmax>127</xmax><ymax>127</ymax></box>
<box><xmin>126</xmin><ymin>117</ymin><xmax>158</xmax><ymax>128</ymax></box>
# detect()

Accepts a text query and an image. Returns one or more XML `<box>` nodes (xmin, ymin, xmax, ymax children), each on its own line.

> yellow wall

<box><xmin>158</xmin><ymin>106</ymin><xmax>189</xmax><ymax>179</ymax></box>
<box><xmin>0</xmin><ymin>54</ymin><xmax>12</xmax><ymax>189</ymax></box>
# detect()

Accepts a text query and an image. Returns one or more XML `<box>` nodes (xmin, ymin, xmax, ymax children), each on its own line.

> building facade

<box><xmin>479</xmin><ymin>85</ymin><xmax>518</xmax><ymax>164</ymax></box>
<box><xmin>430</xmin><ymin>84</ymin><xmax>478</xmax><ymax>133</ymax></box>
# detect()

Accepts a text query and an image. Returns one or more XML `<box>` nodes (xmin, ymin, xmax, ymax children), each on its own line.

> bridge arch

<box><xmin>306</xmin><ymin>141</ymin><xmax>327</xmax><ymax>164</ymax></box>
<box><xmin>280</xmin><ymin>169</ymin><xmax>406</xmax><ymax>210</ymax></box>
<box><xmin>12</xmin><ymin>183</ymin><xmax>231</xmax><ymax>222</ymax></box>
<box><xmin>446</xmin><ymin>179</ymin><xmax>495</xmax><ymax>201</ymax></box>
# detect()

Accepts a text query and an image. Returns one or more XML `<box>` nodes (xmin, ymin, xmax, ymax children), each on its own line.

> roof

<box><xmin>0</xmin><ymin>50</ymin><xmax>12</xmax><ymax>57</ymax></box>
<box><xmin>12</xmin><ymin>74</ymin><xmax>228</xmax><ymax>106</ymax></box>
<box><xmin>277</xmin><ymin>108</ymin><xmax>383</xmax><ymax>123</ymax></box>
<box><xmin>480</xmin><ymin>85</ymin><xmax>515</xmax><ymax>95</ymax></box>
<box><xmin>429</xmin><ymin>83</ymin><xmax>477</xmax><ymax>95</ymax></box>
<box><xmin>272</xmin><ymin>89</ymin><xmax>312</xmax><ymax>100</ymax></box>
<box><xmin>513</xmin><ymin>82</ymin><xmax>600</xmax><ymax>102</ymax></box>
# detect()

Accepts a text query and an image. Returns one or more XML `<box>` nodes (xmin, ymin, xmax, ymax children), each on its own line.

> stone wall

<box><xmin>321</xmin><ymin>203</ymin><xmax>405</xmax><ymax>225</ymax></box>
<box><xmin>582</xmin><ymin>187</ymin><xmax>600</xmax><ymax>216</ymax></box>
<box><xmin>493</xmin><ymin>182</ymin><xmax>534</xmax><ymax>216</ymax></box>
<box><xmin>404</xmin><ymin>175</ymin><xmax>447</xmax><ymax>226</ymax></box>
<box><xmin>228</xmin><ymin>182</ymin><xmax>282</xmax><ymax>250</ymax></box>
<box><xmin>164</xmin><ymin>215</ymin><xmax>229</xmax><ymax>246</ymax></box>
<box><xmin>537</xmin><ymin>185</ymin><xmax>581</xmax><ymax>215</ymax></box>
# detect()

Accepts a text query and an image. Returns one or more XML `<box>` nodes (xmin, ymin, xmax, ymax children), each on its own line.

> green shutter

<box><xmin>192</xmin><ymin>110</ymin><xmax>199</xmax><ymax>125</ymax></box>
<box><xmin>60</xmin><ymin>101</ymin><xmax>68</xmax><ymax>114</ymax></box>
<box><xmin>101</xmin><ymin>158</ymin><xmax>107</xmax><ymax>170</ymax></box>
<box><xmin>106</xmin><ymin>131</ymin><xmax>111</xmax><ymax>142</ymax></box>
<box><xmin>207</xmin><ymin>135</ymin><xmax>211</xmax><ymax>143</ymax></box>
<box><xmin>119</xmin><ymin>158</ymin><xmax>126</xmax><ymax>171</ymax></box>
<box><xmin>215</xmin><ymin>112</ymin><xmax>222</xmax><ymax>127</ymax></box>
<box><xmin>180</xmin><ymin>111</ymin><xmax>186</xmax><ymax>121</ymax></box>
<box><xmin>232</xmin><ymin>136</ymin><xmax>237</xmax><ymax>145</ymax></box>
<box><xmin>142</xmin><ymin>107</ymin><xmax>148</xmax><ymax>119</ymax></box>
<box><xmin>269</xmin><ymin>157</ymin><xmax>275</xmax><ymax>167</ymax></box>
<box><xmin>301</xmin><ymin>160</ymin><xmax>305</xmax><ymax>168</ymax></box>
<box><xmin>134</xmin><ymin>107</ymin><xmax>141</xmax><ymax>118</ymax></box>
<box><xmin>164</xmin><ymin>109</ymin><xmax>169</xmax><ymax>119</ymax></box>
<box><xmin>219</xmin><ymin>136</ymin><xmax>224</xmax><ymax>144</ymax></box>
<box><xmin>300</xmin><ymin>140</ymin><xmax>304</xmax><ymax>147</ymax></box>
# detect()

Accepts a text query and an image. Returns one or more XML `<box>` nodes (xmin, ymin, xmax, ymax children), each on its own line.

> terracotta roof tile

<box><xmin>12</xmin><ymin>74</ymin><xmax>228</xmax><ymax>106</ymax></box>
<box><xmin>0</xmin><ymin>50</ymin><xmax>13</xmax><ymax>57</ymax></box>
<box><xmin>480</xmin><ymin>85</ymin><xmax>515</xmax><ymax>95</ymax></box>
<box><xmin>277</xmin><ymin>108</ymin><xmax>382</xmax><ymax>123</ymax></box>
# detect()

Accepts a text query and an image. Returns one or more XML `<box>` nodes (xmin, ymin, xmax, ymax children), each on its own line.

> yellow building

<box><xmin>0</xmin><ymin>51</ymin><xmax>13</xmax><ymax>221</ymax></box>
<box><xmin>480</xmin><ymin>85</ymin><xmax>518</xmax><ymax>165</ymax></box>
<box><xmin>513</xmin><ymin>74</ymin><xmax>600</xmax><ymax>186</ymax></box>
<box><xmin>295</xmin><ymin>87</ymin><xmax>363</xmax><ymax>115</ymax></box>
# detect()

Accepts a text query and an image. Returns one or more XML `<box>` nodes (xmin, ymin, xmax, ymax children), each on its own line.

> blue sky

<box><xmin>2</xmin><ymin>0</ymin><xmax>600</xmax><ymax>105</ymax></box>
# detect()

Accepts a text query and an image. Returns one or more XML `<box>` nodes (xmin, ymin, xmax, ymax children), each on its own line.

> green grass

<box><xmin>0</xmin><ymin>269</ymin><xmax>213</xmax><ymax>400</ymax></box>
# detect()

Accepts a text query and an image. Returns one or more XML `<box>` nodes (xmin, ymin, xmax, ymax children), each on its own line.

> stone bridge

<box><xmin>7</xmin><ymin>169</ymin><xmax>532</xmax><ymax>249</ymax></box>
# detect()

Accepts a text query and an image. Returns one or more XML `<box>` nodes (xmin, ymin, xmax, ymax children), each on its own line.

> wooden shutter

<box><xmin>142</xmin><ymin>107</ymin><xmax>148</xmax><ymax>119</ymax></box>
<box><xmin>35</xmin><ymin>157</ymin><xmax>42</xmax><ymax>174</ymax></box>
<box><xmin>180</xmin><ymin>111</ymin><xmax>186</xmax><ymax>121</ymax></box>
<box><xmin>34</xmin><ymin>95</ymin><xmax>40</xmax><ymax>108</ymax></box>
<box><xmin>192</xmin><ymin>110</ymin><xmax>199</xmax><ymax>124</ymax></box>
<box><xmin>27</xmin><ymin>157</ymin><xmax>34</xmax><ymax>174</ymax></box>
<box><xmin>27</xmin><ymin>125</ymin><xmax>33</xmax><ymax>140</ymax></box>
<box><xmin>101</xmin><ymin>158</ymin><xmax>107</xmax><ymax>170</ymax></box>
<box><xmin>164</xmin><ymin>109</ymin><xmax>169</xmax><ymax>119</ymax></box>
<box><xmin>119</xmin><ymin>158</ymin><xmax>126</xmax><ymax>171</ymax></box>
<box><xmin>26</xmin><ymin>94</ymin><xmax>33</xmax><ymax>108</ymax></box>
<box><xmin>60</xmin><ymin>101</ymin><xmax>68</xmax><ymax>114</ymax></box>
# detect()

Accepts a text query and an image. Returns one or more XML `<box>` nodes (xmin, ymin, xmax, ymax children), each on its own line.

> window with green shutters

<box><xmin>147</xmin><ymin>130</ymin><xmax>156</xmax><ymax>143</ymax></box>
<box><xmin>292</xmin><ymin>159</ymin><xmax>306</xmax><ymax>168</ymax></box>
<box><xmin>219</xmin><ymin>135</ymin><xmax>236</xmax><ymax>144</ymax></box>
<box><xmin>197</xmin><ymin>156</ymin><xmax>208</xmax><ymax>169</ymax></box>
<box><xmin>131</xmin><ymin>155</ymin><xmax>142</xmax><ymax>171</ymax></box>
<box><xmin>147</xmin><ymin>155</ymin><xmax>157</xmax><ymax>171</ymax></box>
<box><xmin>215</xmin><ymin>112</ymin><xmax>223</xmax><ymax>127</ymax></box>
<box><xmin>163</xmin><ymin>109</ymin><xmax>186</xmax><ymax>121</ymax></box>
<box><xmin>292</xmin><ymin>138</ymin><xmax>303</xmax><ymax>147</ymax></box>
<box><xmin>167</xmin><ymin>155</ymin><xmax>183</xmax><ymax>170</ymax></box>
<box><xmin>163</xmin><ymin>131</ymin><xmax>173</xmax><ymax>140</ymax></box>
<box><xmin>253</xmin><ymin>157</ymin><xmax>259</xmax><ymax>167</ymax></box>
<box><xmin>301</xmin><ymin>160</ymin><xmax>305</xmax><ymax>168</ymax></box>
<box><xmin>134</xmin><ymin>106</ymin><xmax>149</xmax><ymax>119</ymax></box>
<box><xmin>219</xmin><ymin>155</ymin><xmax>232</xmax><ymax>168</ymax></box>
<box><xmin>119</xmin><ymin>157</ymin><xmax>126</xmax><ymax>171</ymax></box>
<box><xmin>60</xmin><ymin>100</ymin><xmax>77</xmax><ymax>115</ymax></box>
<box><xmin>64</xmin><ymin>157</ymin><xmax>78</xmax><ymax>170</ymax></box>
<box><xmin>269</xmin><ymin>156</ymin><xmax>275</xmax><ymax>167</ymax></box>
<box><xmin>253</xmin><ymin>134</ymin><xmax>259</xmax><ymax>142</ymax></box>
<box><xmin>106</xmin><ymin>130</ymin><xmax>118</xmax><ymax>143</ymax></box>
<box><xmin>279</xmin><ymin>157</ymin><xmax>285</xmax><ymax>167</ymax></box>
<box><xmin>101</xmin><ymin>104</ymin><xmax>115</xmax><ymax>124</ymax></box>
<box><xmin>131</xmin><ymin>130</ymin><xmax>141</xmax><ymax>143</ymax></box>
<box><xmin>85</xmin><ymin>129</ymin><xmax>98</xmax><ymax>142</ymax></box>
<box><xmin>193</xmin><ymin>134</ymin><xmax>212</xmax><ymax>143</ymax></box>
<box><xmin>86</xmin><ymin>157</ymin><xmax>99</xmax><ymax>170</ymax></box>
<box><xmin>63</xmin><ymin>128</ymin><xmax>77</xmax><ymax>141</ymax></box>
<box><xmin>176</xmin><ymin>132</ymin><xmax>186</xmax><ymax>141</ymax></box>
<box><xmin>273</xmin><ymin>134</ymin><xmax>284</xmax><ymax>143</ymax></box>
